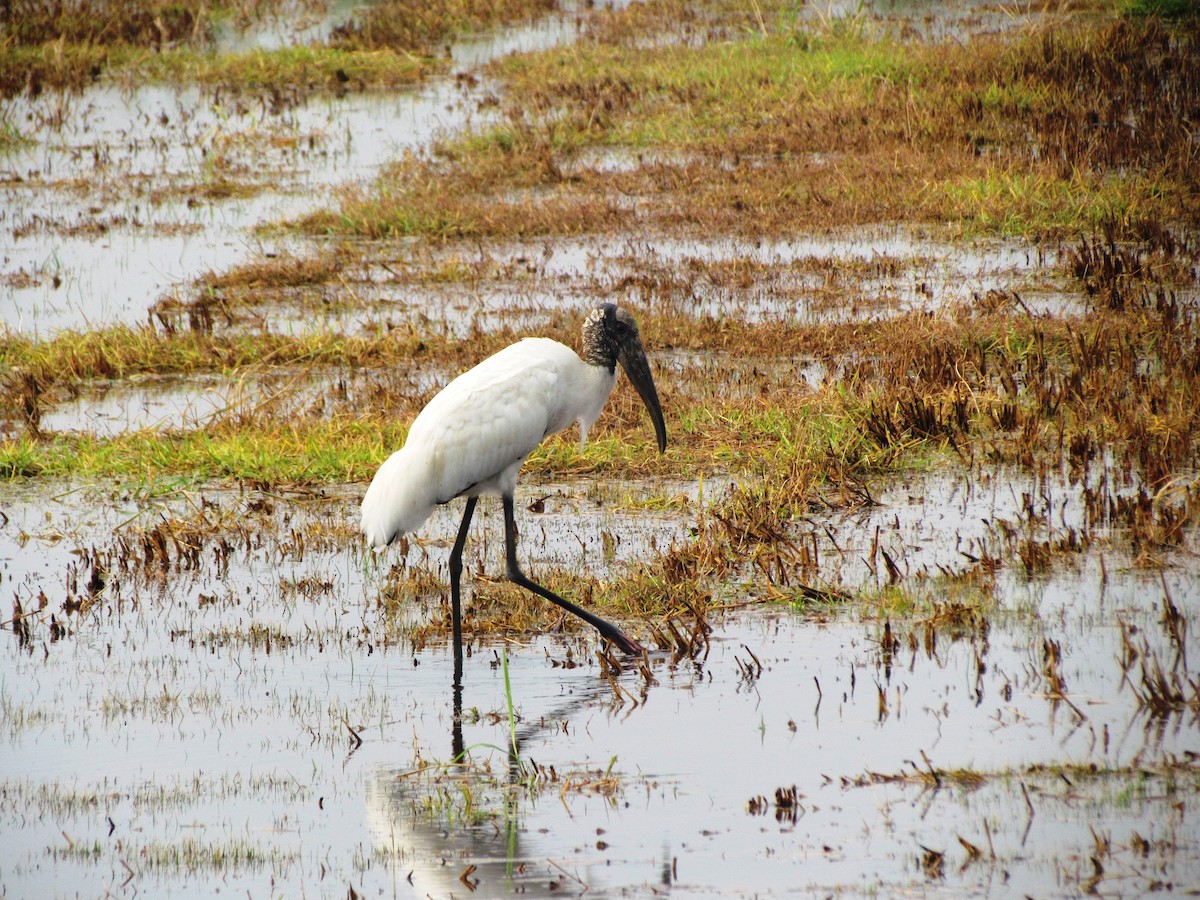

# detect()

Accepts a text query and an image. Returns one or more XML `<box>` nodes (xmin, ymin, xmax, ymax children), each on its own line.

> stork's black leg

<box><xmin>501</xmin><ymin>495</ymin><xmax>644</xmax><ymax>655</ymax></box>
<box><xmin>450</xmin><ymin>663</ymin><xmax>465</xmax><ymax>764</ymax></box>
<box><xmin>449</xmin><ymin>496</ymin><xmax>478</xmax><ymax>670</ymax></box>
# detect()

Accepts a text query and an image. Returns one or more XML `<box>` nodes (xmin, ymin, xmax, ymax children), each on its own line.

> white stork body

<box><xmin>359</xmin><ymin>303</ymin><xmax>666</xmax><ymax>658</ymax></box>
<box><xmin>360</xmin><ymin>337</ymin><xmax>615</xmax><ymax>548</ymax></box>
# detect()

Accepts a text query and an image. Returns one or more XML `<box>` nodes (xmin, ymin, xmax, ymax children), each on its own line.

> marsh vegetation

<box><xmin>2</xmin><ymin>0</ymin><xmax>1199</xmax><ymax>896</ymax></box>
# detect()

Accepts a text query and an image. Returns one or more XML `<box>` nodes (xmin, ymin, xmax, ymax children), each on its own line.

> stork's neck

<box><xmin>570</xmin><ymin>356</ymin><xmax>618</xmax><ymax>445</ymax></box>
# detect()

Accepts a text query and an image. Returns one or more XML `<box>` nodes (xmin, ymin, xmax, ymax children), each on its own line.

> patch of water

<box><xmin>212</xmin><ymin>0</ymin><xmax>364</xmax><ymax>53</ymax></box>
<box><xmin>234</xmin><ymin>226</ymin><xmax>1085</xmax><ymax>338</ymax></box>
<box><xmin>14</xmin><ymin>365</ymin><xmax>420</xmax><ymax>438</ymax></box>
<box><xmin>30</xmin><ymin>372</ymin><xmax>283</xmax><ymax>437</ymax></box>
<box><xmin>482</xmin><ymin>227</ymin><xmax>1082</xmax><ymax>324</ymax></box>
<box><xmin>6</xmin><ymin>357</ymin><xmax>472</xmax><ymax>439</ymax></box>
<box><xmin>664</xmin><ymin>348</ymin><xmax>832</xmax><ymax>400</ymax></box>
<box><xmin>596</xmin><ymin>228</ymin><xmax>1079</xmax><ymax>323</ymax></box>
<box><xmin>1</xmin><ymin>474</ymin><xmax>1197</xmax><ymax>897</ymax></box>
<box><xmin>0</xmin><ymin>75</ymin><xmax>479</xmax><ymax>335</ymax></box>
<box><xmin>0</xmin><ymin>4</ymin><xmax>628</xmax><ymax>338</ymax></box>
<box><xmin>822</xmin><ymin>466</ymin><xmax>1063</xmax><ymax>582</ymax></box>
<box><xmin>561</xmin><ymin>144</ymin><xmax>706</xmax><ymax>175</ymax></box>
<box><xmin>804</xmin><ymin>0</ymin><xmax>1076</xmax><ymax>42</ymax></box>
<box><xmin>450</xmin><ymin>7</ymin><xmax>589</xmax><ymax>69</ymax></box>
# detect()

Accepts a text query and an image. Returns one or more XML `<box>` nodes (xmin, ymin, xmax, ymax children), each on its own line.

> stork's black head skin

<box><xmin>582</xmin><ymin>303</ymin><xmax>667</xmax><ymax>453</ymax></box>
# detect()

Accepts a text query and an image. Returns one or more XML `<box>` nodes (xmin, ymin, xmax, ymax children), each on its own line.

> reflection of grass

<box><xmin>838</xmin><ymin>757</ymin><xmax>1200</xmax><ymax>792</ymax></box>
<box><xmin>1113</xmin><ymin>770</ymin><xmax>1152</xmax><ymax>808</ymax></box>
<box><xmin>391</xmin><ymin>751</ymin><xmax>630</xmax><ymax>836</ymax></box>
<box><xmin>417</xmin><ymin>780</ymin><xmax>492</xmax><ymax>827</ymax></box>
<box><xmin>15</xmin><ymin>772</ymin><xmax>308</xmax><ymax>877</ymax></box>
<box><xmin>0</xmin><ymin>117</ymin><xmax>25</xmax><ymax>151</ymax></box>
<box><xmin>0</xmin><ymin>695</ymin><xmax>53</xmax><ymax>739</ymax></box>
<box><xmin>115</xmin><ymin>837</ymin><xmax>277</xmax><ymax>870</ymax></box>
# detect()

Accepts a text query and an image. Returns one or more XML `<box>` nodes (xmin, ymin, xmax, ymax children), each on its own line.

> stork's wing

<box><xmin>360</xmin><ymin>339</ymin><xmax>577</xmax><ymax>546</ymax></box>
<box><xmin>408</xmin><ymin>342</ymin><xmax>569</xmax><ymax>502</ymax></box>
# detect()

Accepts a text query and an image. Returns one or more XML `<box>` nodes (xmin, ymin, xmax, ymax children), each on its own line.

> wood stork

<box><xmin>360</xmin><ymin>302</ymin><xmax>667</xmax><ymax>659</ymax></box>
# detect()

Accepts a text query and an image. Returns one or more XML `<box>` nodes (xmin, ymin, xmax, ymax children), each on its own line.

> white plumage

<box><xmin>360</xmin><ymin>337</ymin><xmax>615</xmax><ymax>547</ymax></box>
<box><xmin>359</xmin><ymin>303</ymin><xmax>666</xmax><ymax>658</ymax></box>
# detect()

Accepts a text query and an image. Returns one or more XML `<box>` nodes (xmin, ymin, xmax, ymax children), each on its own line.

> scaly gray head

<box><xmin>582</xmin><ymin>303</ymin><xmax>667</xmax><ymax>453</ymax></box>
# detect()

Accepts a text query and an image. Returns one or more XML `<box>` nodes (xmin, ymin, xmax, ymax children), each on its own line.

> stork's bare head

<box><xmin>583</xmin><ymin>303</ymin><xmax>667</xmax><ymax>453</ymax></box>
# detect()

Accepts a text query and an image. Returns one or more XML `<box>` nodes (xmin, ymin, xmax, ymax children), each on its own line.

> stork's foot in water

<box><xmin>512</xmin><ymin>569</ymin><xmax>644</xmax><ymax>656</ymax></box>
<box><xmin>502</xmin><ymin>495</ymin><xmax>644</xmax><ymax>657</ymax></box>
<box><xmin>552</xmin><ymin>610</ymin><xmax>643</xmax><ymax>656</ymax></box>
<box><xmin>603</xmin><ymin>625</ymin><xmax>645</xmax><ymax>657</ymax></box>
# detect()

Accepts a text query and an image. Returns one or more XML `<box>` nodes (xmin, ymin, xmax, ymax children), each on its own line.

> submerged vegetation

<box><xmin>2</xmin><ymin>2</ymin><xmax>1198</xmax><ymax>631</ymax></box>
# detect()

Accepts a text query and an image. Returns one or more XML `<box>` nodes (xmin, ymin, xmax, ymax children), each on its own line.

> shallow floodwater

<box><xmin>0</xmin><ymin>0</ymin><xmax>1095</xmax><ymax>340</ymax></box>
<box><xmin>0</xmin><ymin>5</ymin><xmax>608</xmax><ymax>338</ymax></box>
<box><xmin>1</xmin><ymin>473</ymin><xmax>1197</xmax><ymax>897</ymax></box>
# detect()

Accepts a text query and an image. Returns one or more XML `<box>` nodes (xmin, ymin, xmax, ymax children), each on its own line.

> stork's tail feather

<box><xmin>360</xmin><ymin>447</ymin><xmax>436</xmax><ymax>549</ymax></box>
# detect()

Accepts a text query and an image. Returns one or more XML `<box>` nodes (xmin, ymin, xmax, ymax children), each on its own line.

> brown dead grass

<box><xmin>3</xmin><ymin>0</ymin><xmax>221</xmax><ymax>47</ymax></box>
<box><xmin>328</xmin><ymin>0</ymin><xmax>556</xmax><ymax>55</ymax></box>
<box><xmin>302</xmin><ymin>14</ymin><xmax>1198</xmax><ymax>242</ymax></box>
<box><xmin>0</xmin><ymin>0</ymin><xmax>558</xmax><ymax>97</ymax></box>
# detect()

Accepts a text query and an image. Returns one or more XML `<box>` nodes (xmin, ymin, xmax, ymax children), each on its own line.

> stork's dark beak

<box><xmin>618</xmin><ymin>338</ymin><xmax>667</xmax><ymax>453</ymax></box>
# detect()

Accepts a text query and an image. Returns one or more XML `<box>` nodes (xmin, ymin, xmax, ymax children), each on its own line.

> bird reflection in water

<box><xmin>364</xmin><ymin>657</ymin><xmax>626</xmax><ymax>896</ymax></box>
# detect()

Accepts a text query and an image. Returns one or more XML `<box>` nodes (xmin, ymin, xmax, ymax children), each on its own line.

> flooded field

<box><xmin>3</xmin><ymin>471</ymin><xmax>1197</xmax><ymax>897</ymax></box>
<box><xmin>3</xmin><ymin>1</ymin><xmax>1199</xmax><ymax>898</ymax></box>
